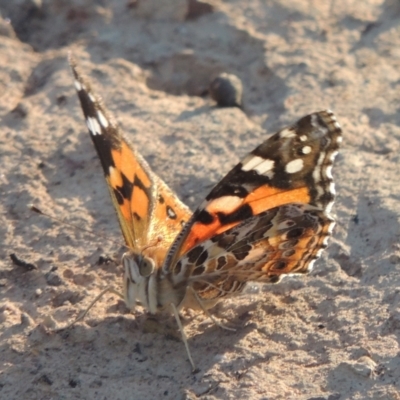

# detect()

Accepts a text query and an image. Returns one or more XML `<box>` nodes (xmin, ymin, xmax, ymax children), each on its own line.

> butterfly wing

<box><xmin>69</xmin><ymin>57</ymin><xmax>191</xmax><ymax>254</ymax></box>
<box><xmin>171</xmin><ymin>203</ymin><xmax>333</xmax><ymax>303</ymax></box>
<box><xmin>162</xmin><ymin>111</ymin><xmax>342</xmax><ymax>302</ymax></box>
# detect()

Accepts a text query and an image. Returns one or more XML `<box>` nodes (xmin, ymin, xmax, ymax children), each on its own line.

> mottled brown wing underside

<box><xmin>174</xmin><ymin>203</ymin><xmax>332</xmax><ymax>302</ymax></box>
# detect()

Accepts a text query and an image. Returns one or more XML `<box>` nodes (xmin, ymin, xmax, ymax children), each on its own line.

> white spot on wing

<box><xmin>325</xmin><ymin>165</ymin><xmax>333</xmax><ymax>179</ymax></box>
<box><xmin>86</xmin><ymin>117</ymin><xmax>101</xmax><ymax>135</ymax></box>
<box><xmin>74</xmin><ymin>80</ymin><xmax>82</xmax><ymax>91</ymax></box>
<box><xmin>279</xmin><ymin>128</ymin><xmax>296</xmax><ymax>138</ymax></box>
<box><xmin>207</xmin><ymin>195</ymin><xmax>243</xmax><ymax>214</ymax></box>
<box><xmin>241</xmin><ymin>155</ymin><xmax>264</xmax><ymax>172</ymax></box>
<box><xmin>97</xmin><ymin>110</ymin><xmax>109</xmax><ymax>128</ymax></box>
<box><xmin>86</xmin><ymin>118</ymin><xmax>92</xmax><ymax>133</ymax></box>
<box><xmin>277</xmin><ymin>220</ymin><xmax>295</xmax><ymax>230</ymax></box>
<box><xmin>329</xmin><ymin>150</ymin><xmax>339</xmax><ymax>161</ymax></box>
<box><xmin>327</xmin><ymin>221</ymin><xmax>336</xmax><ymax>234</ymax></box>
<box><xmin>167</xmin><ymin>207</ymin><xmax>177</xmax><ymax>219</ymax></box>
<box><xmin>285</xmin><ymin>159</ymin><xmax>304</xmax><ymax>174</ymax></box>
<box><xmin>329</xmin><ymin>182</ymin><xmax>336</xmax><ymax>195</ymax></box>
<box><xmin>301</xmin><ymin>145</ymin><xmax>312</xmax><ymax>155</ymax></box>
<box><xmin>242</xmin><ymin>156</ymin><xmax>274</xmax><ymax>177</ymax></box>
<box><xmin>312</xmin><ymin>152</ymin><xmax>325</xmax><ymax>183</ymax></box>
<box><xmin>322</xmin><ymin>236</ymin><xmax>330</xmax><ymax>247</ymax></box>
<box><xmin>334</xmin><ymin>121</ymin><xmax>341</xmax><ymax>130</ymax></box>
<box><xmin>108</xmin><ymin>165</ymin><xmax>121</xmax><ymax>184</ymax></box>
<box><xmin>88</xmin><ymin>93</ymin><xmax>96</xmax><ymax>102</ymax></box>
<box><xmin>308</xmin><ymin>259</ymin><xmax>316</xmax><ymax>270</ymax></box>
<box><xmin>299</xmin><ymin>135</ymin><xmax>308</xmax><ymax>142</ymax></box>
<box><xmin>254</xmin><ymin>159</ymin><xmax>274</xmax><ymax>176</ymax></box>
<box><xmin>325</xmin><ymin>200</ymin><xmax>334</xmax><ymax>214</ymax></box>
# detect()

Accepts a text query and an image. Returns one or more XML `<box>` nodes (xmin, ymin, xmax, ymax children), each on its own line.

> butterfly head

<box><xmin>122</xmin><ymin>251</ymin><xmax>158</xmax><ymax>313</ymax></box>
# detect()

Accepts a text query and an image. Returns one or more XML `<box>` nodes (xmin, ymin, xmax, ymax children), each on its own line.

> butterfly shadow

<box><xmin>18</xmin><ymin>304</ymin><xmax>258</xmax><ymax>375</ymax></box>
<box><xmin>175</xmin><ymin>105</ymin><xmax>215</xmax><ymax>122</ymax></box>
<box><xmin>172</xmin><ymin>296</ymin><xmax>278</xmax><ymax>371</ymax></box>
<box><xmin>1</xmin><ymin>282</ymin><xmax>312</xmax><ymax>400</ymax></box>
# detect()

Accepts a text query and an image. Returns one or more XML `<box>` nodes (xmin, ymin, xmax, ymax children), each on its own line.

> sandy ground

<box><xmin>1</xmin><ymin>0</ymin><xmax>400</xmax><ymax>399</ymax></box>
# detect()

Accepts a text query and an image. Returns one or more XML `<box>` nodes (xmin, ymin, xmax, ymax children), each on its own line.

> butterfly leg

<box><xmin>55</xmin><ymin>286</ymin><xmax>124</xmax><ymax>331</ymax></box>
<box><xmin>170</xmin><ymin>303</ymin><xmax>196</xmax><ymax>371</ymax></box>
<box><xmin>189</xmin><ymin>287</ymin><xmax>236</xmax><ymax>332</ymax></box>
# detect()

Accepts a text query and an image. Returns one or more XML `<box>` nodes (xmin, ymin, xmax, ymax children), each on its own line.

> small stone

<box><xmin>56</xmin><ymin>94</ymin><xmax>67</xmax><ymax>106</ymax></box>
<box><xmin>11</xmin><ymin>102</ymin><xmax>30</xmax><ymax>118</ymax></box>
<box><xmin>46</xmin><ymin>271</ymin><xmax>63</xmax><ymax>286</ymax></box>
<box><xmin>0</xmin><ymin>16</ymin><xmax>17</xmax><ymax>38</ymax></box>
<box><xmin>69</xmin><ymin>378</ymin><xmax>79</xmax><ymax>388</ymax></box>
<box><xmin>37</xmin><ymin>374</ymin><xmax>52</xmax><ymax>386</ymax></box>
<box><xmin>209</xmin><ymin>72</ymin><xmax>243</xmax><ymax>108</ymax></box>
<box><xmin>35</xmin><ymin>288</ymin><xmax>42</xmax><ymax>296</ymax></box>
<box><xmin>180</xmin><ymin>389</ymin><xmax>199</xmax><ymax>400</ymax></box>
<box><xmin>389</xmin><ymin>254</ymin><xmax>400</xmax><ymax>264</ymax></box>
<box><xmin>20</xmin><ymin>312</ymin><xmax>33</xmax><ymax>326</ymax></box>
<box><xmin>51</xmin><ymin>289</ymin><xmax>83</xmax><ymax>307</ymax></box>
<box><xmin>186</xmin><ymin>0</ymin><xmax>216</xmax><ymax>20</ymax></box>
<box><xmin>42</xmin><ymin>314</ymin><xmax>57</xmax><ymax>330</ymax></box>
<box><xmin>348</xmin><ymin>356</ymin><xmax>378</xmax><ymax>378</ymax></box>
<box><xmin>97</xmin><ymin>255</ymin><xmax>113</xmax><ymax>265</ymax></box>
<box><xmin>72</xmin><ymin>273</ymin><xmax>95</xmax><ymax>286</ymax></box>
<box><xmin>134</xmin><ymin>0</ymin><xmax>188</xmax><ymax>21</ymax></box>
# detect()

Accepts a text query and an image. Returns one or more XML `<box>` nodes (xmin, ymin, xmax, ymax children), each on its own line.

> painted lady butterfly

<box><xmin>68</xmin><ymin>56</ymin><xmax>342</xmax><ymax>369</ymax></box>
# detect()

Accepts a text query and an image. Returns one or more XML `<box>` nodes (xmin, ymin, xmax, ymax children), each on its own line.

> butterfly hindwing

<box><xmin>171</xmin><ymin>203</ymin><xmax>333</xmax><ymax>302</ymax></box>
<box><xmin>69</xmin><ymin>57</ymin><xmax>191</xmax><ymax>254</ymax></box>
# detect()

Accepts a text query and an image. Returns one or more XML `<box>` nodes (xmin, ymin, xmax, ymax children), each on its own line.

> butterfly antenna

<box><xmin>140</xmin><ymin>235</ymin><xmax>163</xmax><ymax>256</ymax></box>
<box><xmin>29</xmin><ymin>204</ymin><xmax>129</xmax><ymax>250</ymax></box>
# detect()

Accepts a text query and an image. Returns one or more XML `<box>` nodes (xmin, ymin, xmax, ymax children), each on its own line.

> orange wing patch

<box><xmin>179</xmin><ymin>186</ymin><xmax>311</xmax><ymax>255</ymax></box>
<box><xmin>150</xmin><ymin>179</ymin><xmax>191</xmax><ymax>248</ymax></box>
<box><xmin>245</xmin><ymin>186</ymin><xmax>311</xmax><ymax>214</ymax></box>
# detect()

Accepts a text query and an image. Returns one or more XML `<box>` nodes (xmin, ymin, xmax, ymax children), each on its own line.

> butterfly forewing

<box><xmin>69</xmin><ymin>57</ymin><xmax>191</xmax><ymax>254</ymax></box>
<box><xmin>163</xmin><ymin>110</ymin><xmax>342</xmax><ymax>303</ymax></box>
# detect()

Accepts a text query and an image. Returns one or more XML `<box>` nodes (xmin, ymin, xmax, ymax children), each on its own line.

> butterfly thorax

<box><xmin>122</xmin><ymin>251</ymin><xmax>187</xmax><ymax>314</ymax></box>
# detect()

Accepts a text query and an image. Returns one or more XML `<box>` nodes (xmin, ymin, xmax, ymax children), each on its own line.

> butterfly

<box><xmin>68</xmin><ymin>55</ymin><xmax>342</xmax><ymax>369</ymax></box>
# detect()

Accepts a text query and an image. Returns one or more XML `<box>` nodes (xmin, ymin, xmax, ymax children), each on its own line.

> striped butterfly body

<box><xmin>69</xmin><ymin>56</ymin><xmax>342</xmax><ymax>369</ymax></box>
